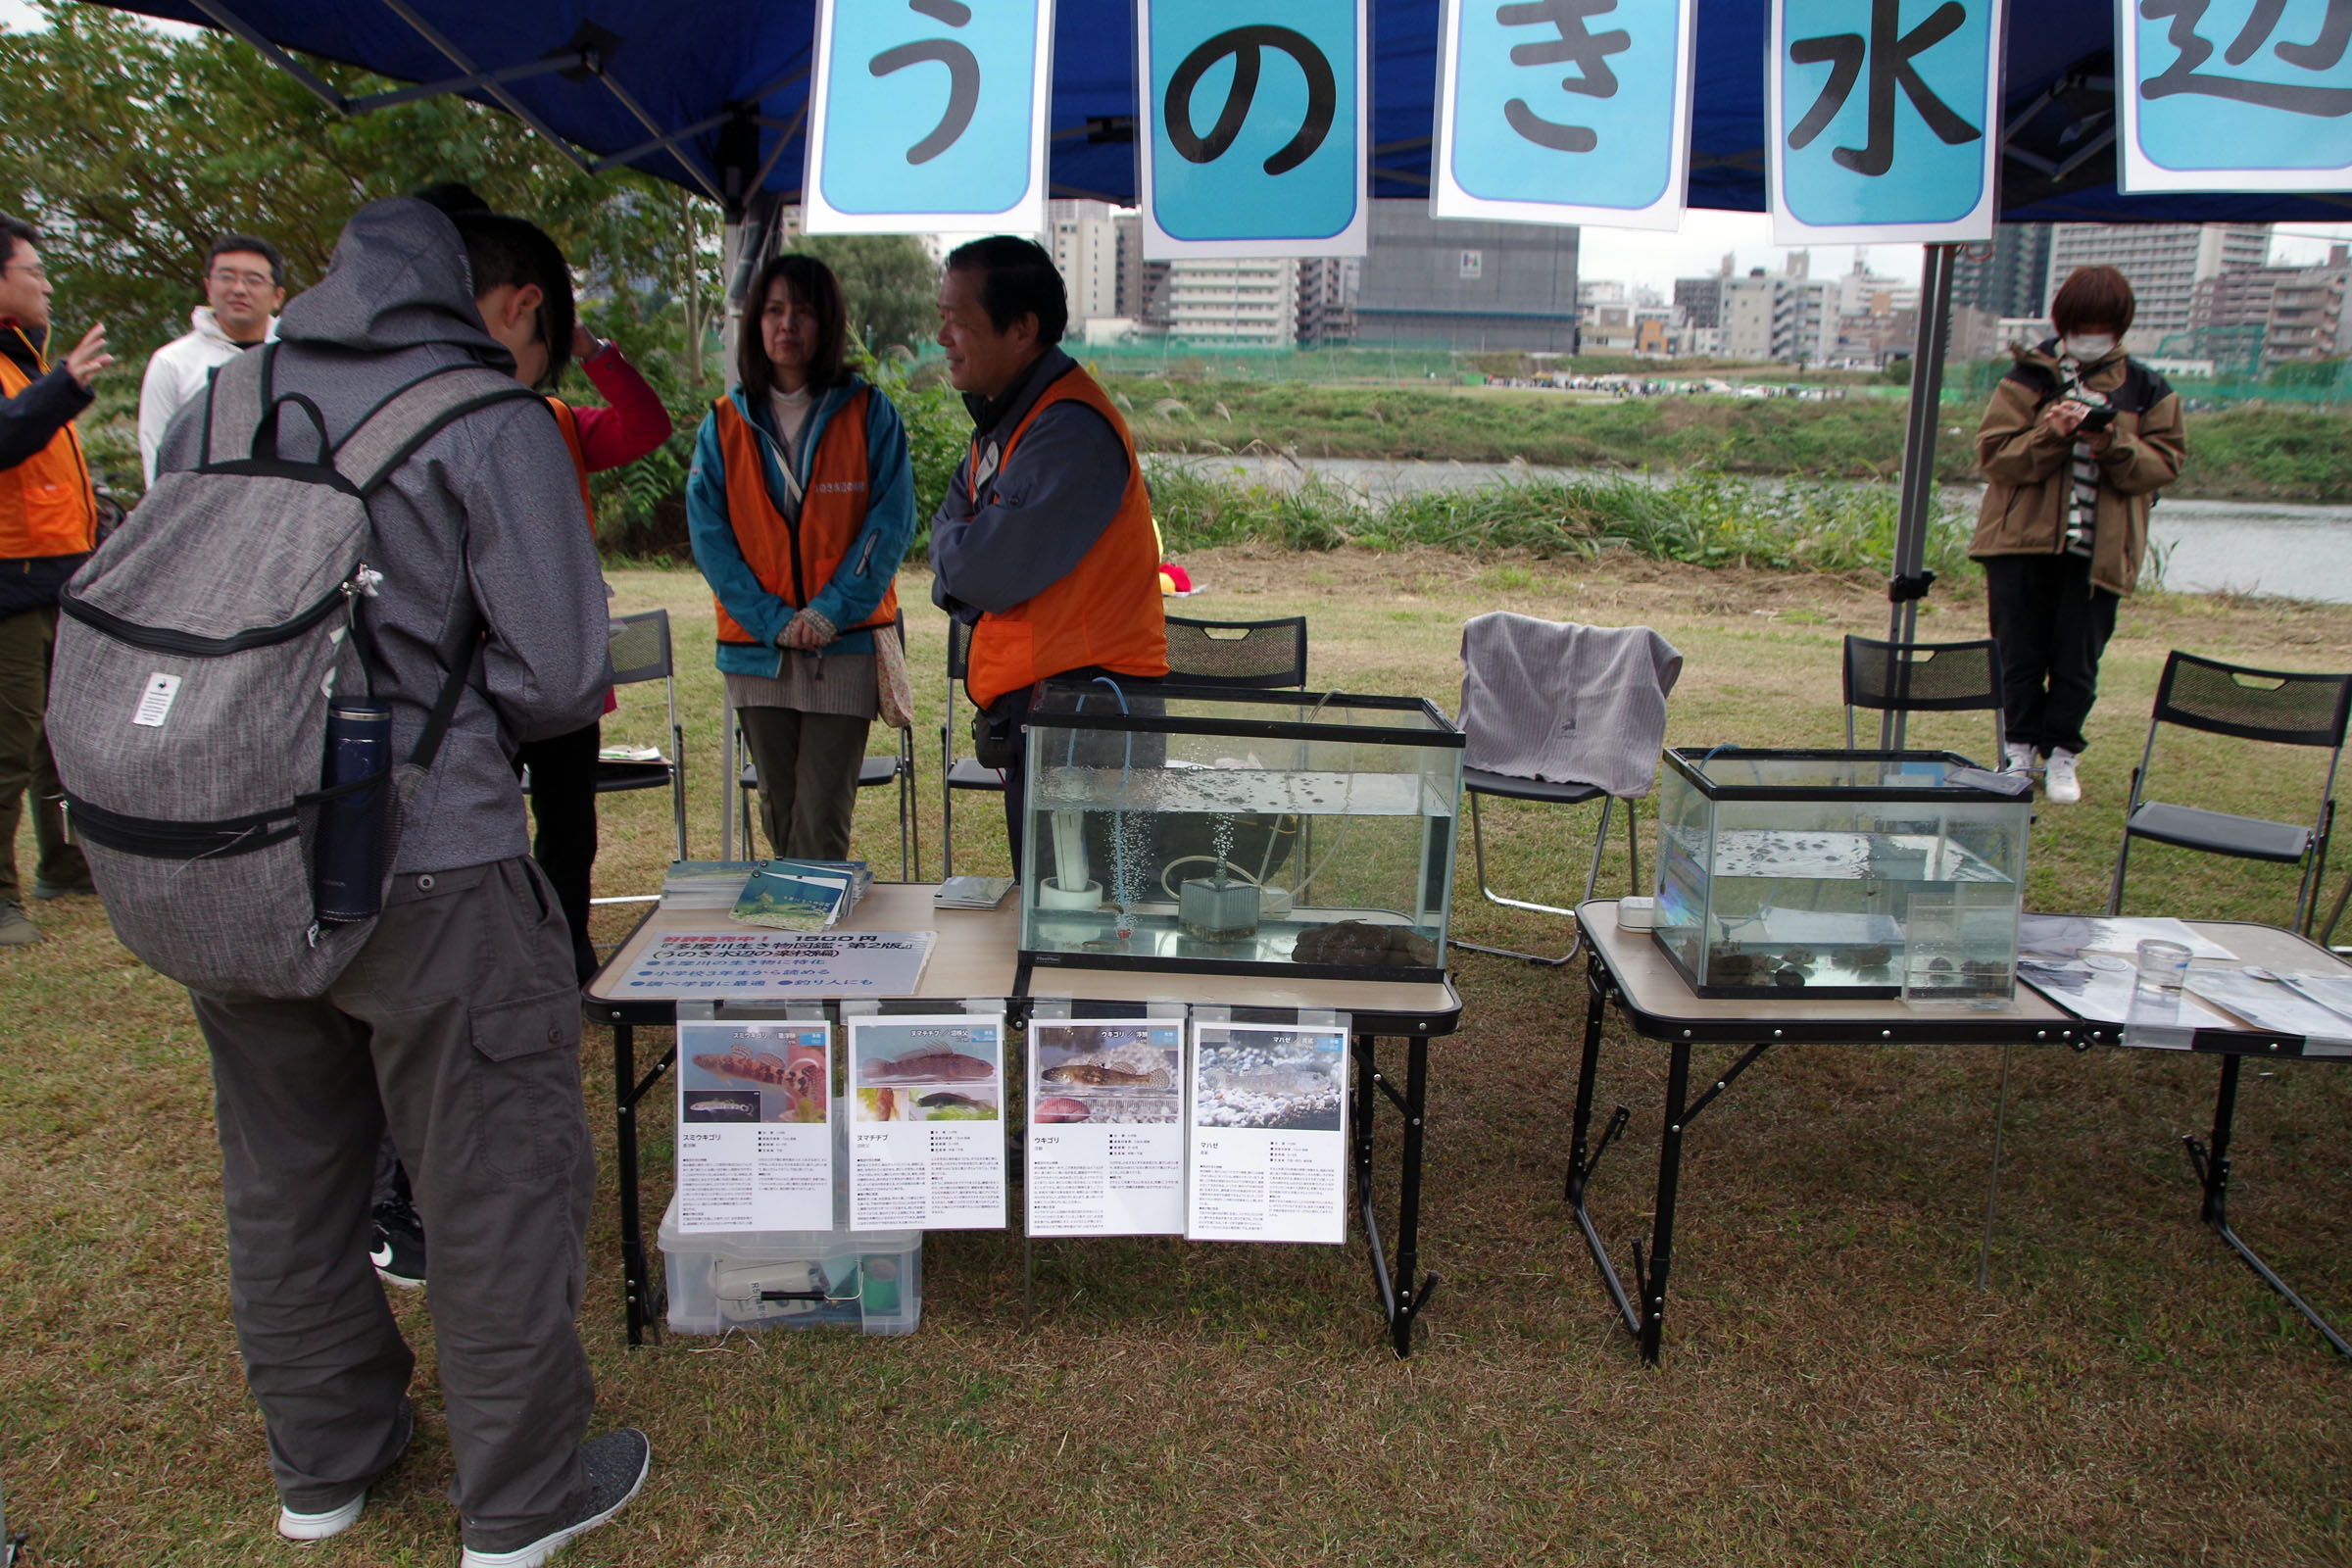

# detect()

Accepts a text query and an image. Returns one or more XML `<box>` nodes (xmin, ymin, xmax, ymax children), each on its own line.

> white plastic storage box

<box><xmin>660</xmin><ymin>1097</ymin><xmax>921</xmax><ymax>1336</ymax></box>
<box><xmin>657</xmin><ymin>1198</ymin><xmax>921</xmax><ymax>1336</ymax></box>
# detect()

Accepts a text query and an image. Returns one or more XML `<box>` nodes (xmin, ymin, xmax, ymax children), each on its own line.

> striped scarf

<box><xmin>2057</xmin><ymin>355</ymin><xmax>2105</xmax><ymax>560</ymax></box>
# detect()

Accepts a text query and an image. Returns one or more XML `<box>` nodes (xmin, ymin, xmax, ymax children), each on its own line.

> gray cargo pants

<box><xmin>190</xmin><ymin>857</ymin><xmax>597</xmax><ymax>1554</ymax></box>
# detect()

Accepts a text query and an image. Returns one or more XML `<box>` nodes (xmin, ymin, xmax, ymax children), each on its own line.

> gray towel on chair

<box><xmin>1457</xmin><ymin>613</ymin><xmax>1682</xmax><ymax>797</ymax></box>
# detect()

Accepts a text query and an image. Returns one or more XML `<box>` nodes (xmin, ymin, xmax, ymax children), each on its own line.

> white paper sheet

<box><xmin>1026</xmin><ymin>1017</ymin><xmax>1186</xmax><ymax>1238</ymax></box>
<box><xmin>674</xmin><ymin>1020</ymin><xmax>833</xmax><ymax>1234</ymax></box>
<box><xmin>1184</xmin><ymin>1020</ymin><xmax>1348</xmax><ymax>1245</ymax></box>
<box><xmin>613</xmin><ymin>929</ymin><xmax>933</xmax><ymax>998</ymax></box>
<box><xmin>847</xmin><ymin>1014</ymin><xmax>1006</xmax><ymax>1231</ymax></box>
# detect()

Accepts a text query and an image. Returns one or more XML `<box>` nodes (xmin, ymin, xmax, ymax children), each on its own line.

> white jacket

<box><xmin>136</xmin><ymin>307</ymin><xmax>277</xmax><ymax>484</ymax></box>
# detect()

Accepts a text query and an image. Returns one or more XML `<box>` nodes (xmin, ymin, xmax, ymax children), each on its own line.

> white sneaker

<box><xmin>2044</xmin><ymin>748</ymin><xmax>2082</xmax><ymax>804</ymax></box>
<box><xmin>460</xmin><ymin>1429</ymin><xmax>650</xmax><ymax>1567</ymax></box>
<box><xmin>277</xmin><ymin>1492</ymin><xmax>367</xmax><ymax>1542</ymax></box>
<box><xmin>2001</xmin><ymin>743</ymin><xmax>2034</xmax><ymax>775</ymax></box>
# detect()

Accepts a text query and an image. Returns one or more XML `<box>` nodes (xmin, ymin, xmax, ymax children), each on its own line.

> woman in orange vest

<box><xmin>686</xmin><ymin>254</ymin><xmax>915</xmax><ymax>860</ymax></box>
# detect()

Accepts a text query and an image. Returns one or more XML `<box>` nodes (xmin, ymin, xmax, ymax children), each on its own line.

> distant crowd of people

<box><xmin>0</xmin><ymin>191</ymin><xmax>1166</xmax><ymax>1565</ymax></box>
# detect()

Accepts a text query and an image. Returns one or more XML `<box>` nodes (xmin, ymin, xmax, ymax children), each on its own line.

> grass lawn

<box><xmin>6</xmin><ymin>551</ymin><xmax>2350</xmax><ymax>1566</ymax></box>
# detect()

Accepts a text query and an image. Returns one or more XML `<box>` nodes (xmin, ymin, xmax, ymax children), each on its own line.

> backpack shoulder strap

<box><xmin>330</xmin><ymin>364</ymin><xmax>549</xmax><ymax>496</ymax></box>
<box><xmin>200</xmin><ymin>344</ymin><xmax>272</xmax><ymax>469</ymax></box>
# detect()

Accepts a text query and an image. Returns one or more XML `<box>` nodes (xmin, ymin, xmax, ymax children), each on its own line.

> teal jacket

<box><xmin>686</xmin><ymin>374</ymin><xmax>914</xmax><ymax>674</ymax></box>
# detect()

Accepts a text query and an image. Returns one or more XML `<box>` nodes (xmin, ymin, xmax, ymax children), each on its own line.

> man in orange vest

<box><xmin>927</xmin><ymin>236</ymin><xmax>1167</xmax><ymax>874</ymax></box>
<box><xmin>0</xmin><ymin>213</ymin><xmax>111</xmax><ymax>947</ymax></box>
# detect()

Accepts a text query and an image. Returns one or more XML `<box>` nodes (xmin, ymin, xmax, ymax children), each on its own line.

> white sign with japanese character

<box><xmin>1433</xmin><ymin>0</ymin><xmax>1697</xmax><ymax>229</ymax></box>
<box><xmin>2119</xmin><ymin>0</ymin><xmax>2352</xmax><ymax>192</ymax></box>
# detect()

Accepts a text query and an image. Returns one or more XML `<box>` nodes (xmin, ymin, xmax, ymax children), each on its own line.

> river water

<box><xmin>1155</xmin><ymin>454</ymin><xmax>2341</xmax><ymax>603</ymax></box>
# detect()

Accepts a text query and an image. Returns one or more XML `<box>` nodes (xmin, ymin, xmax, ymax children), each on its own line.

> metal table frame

<box><xmin>1568</xmin><ymin>903</ymin><xmax>2351</xmax><ymax>1364</ymax></box>
<box><xmin>583</xmin><ymin>888</ymin><xmax>1462</xmax><ymax>1355</ymax></box>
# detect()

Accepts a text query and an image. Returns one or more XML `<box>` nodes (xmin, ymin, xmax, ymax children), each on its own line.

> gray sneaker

<box><xmin>0</xmin><ymin>903</ymin><xmax>39</xmax><ymax>948</ymax></box>
<box><xmin>459</xmin><ymin>1429</ymin><xmax>650</xmax><ymax>1567</ymax></box>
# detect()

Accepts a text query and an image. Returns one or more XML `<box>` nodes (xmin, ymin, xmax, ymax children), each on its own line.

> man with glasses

<box><xmin>137</xmin><ymin>232</ymin><xmax>284</xmax><ymax>485</ymax></box>
<box><xmin>0</xmin><ymin>212</ymin><xmax>111</xmax><ymax>947</ymax></box>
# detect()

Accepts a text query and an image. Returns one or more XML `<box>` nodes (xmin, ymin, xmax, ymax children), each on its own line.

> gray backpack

<box><xmin>48</xmin><ymin>345</ymin><xmax>540</xmax><ymax>998</ymax></box>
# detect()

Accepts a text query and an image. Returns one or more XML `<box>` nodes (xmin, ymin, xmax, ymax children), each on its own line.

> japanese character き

<box><xmin>1495</xmin><ymin>0</ymin><xmax>1631</xmax><ymax>153</ymax></box>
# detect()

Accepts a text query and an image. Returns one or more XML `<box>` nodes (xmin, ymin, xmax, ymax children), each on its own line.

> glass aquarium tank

<box><xmin>1018</xmin><ymin>682</ymin><xmax>1464</xmax><ymax>983</ymax></box>
<box><xmin>1651</xmin><ymin>749</ymin><xmax>2030</xmax><ymax>1001</ymax></box>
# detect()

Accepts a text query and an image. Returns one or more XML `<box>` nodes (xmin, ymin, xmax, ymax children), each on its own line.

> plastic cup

<box><xmin>2136</xmin><ymin>938</ymin><xmax>2192</xmax><ymax>994</ymax></box>
<box><xmin>860</xmin><ymin>1254</ymin><xmax>901</xmax><ymax>1315</ymax></box>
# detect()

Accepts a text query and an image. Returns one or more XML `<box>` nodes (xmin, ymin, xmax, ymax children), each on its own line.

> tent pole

<box><xmin>1883</xmin><ymin>241</ymin><xmax>1959</xmax><ymax>752</ymax></box>
<box><xmin>721</xmin><ymin>190</ymin><xmax>782</xmax><ymax>391</ymax></box>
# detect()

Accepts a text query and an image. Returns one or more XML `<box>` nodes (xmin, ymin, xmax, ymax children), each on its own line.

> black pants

<box><xmin>1984</xmin><ymin>553</ymin><xmax>2120</xmax><ymax>758</ymax></box>
<box><xmin>997</xmin><ymin>669</ymin><xmax>1163</xmax><ymax>876</ymax></box>
<box><xmin>514</xmin><ymin>719</ymin><xmax>600</xmax><ymax>984</ymax></box>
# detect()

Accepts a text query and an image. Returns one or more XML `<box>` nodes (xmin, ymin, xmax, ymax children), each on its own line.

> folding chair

<box><xmin>1841</xmin><ymin>634</ymin><xmax>2006</xmax><ymax>761</ymax></box>
<box><xmin>725</xmin><ymin>613</ymin><xmax>920</xmax><ymax>877</ymax></box>
<box><xmin>939</xmin><ymin>615</ymin><xmax>1006</xmax><ymax>877</ymax></box>
<box><xmin>1162</xmin><ymin>613</ymin><xmax>1307</xmax><ymax>689</ymax></box>
<box><xmin>2109</xmin><ymin>651</ymin><xmax>2352</xmax><ymax>938</ymax></box>
<box><xmin>1450</xmin><ymin>616</ymin><xmax>1679</xmax><ymax>966</ymax></box>
<box><xmin>556</xmin><ymin>609</ymin><xmax>686</xmax><ymax>906</ymax></box>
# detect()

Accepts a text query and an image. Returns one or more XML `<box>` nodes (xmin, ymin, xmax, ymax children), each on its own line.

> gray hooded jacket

<box><xmin>156</xmin><ymin>197</ymin><xmax>611</xmax><ymax>873</ymax></box>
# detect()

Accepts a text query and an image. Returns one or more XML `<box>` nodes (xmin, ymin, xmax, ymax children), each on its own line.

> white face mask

<box><xmin>2063</xmin><ymin>333</ymin><xmax>2117</xmax><ymax>361</ymax></box>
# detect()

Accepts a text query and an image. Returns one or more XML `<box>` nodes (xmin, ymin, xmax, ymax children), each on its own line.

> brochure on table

<box><xmin>1185</xmin><ymin>1016</ymin><xmax>1349</xmax><ymax>1246</ymax></box>
<box><xmin>847</xmin><ymin>1013</ymin><xmax>1007</xmax><ymax>1231</ymax></box>
<box><xmin>674</xmin><ymin>1019</ymin><xmax>833</xmax><ymax>1234</ymax></box>
<box><xmin>612</xmin><ymin>928</ymin><xmax>934</xmax><ymax>997</ymax></box>
<box><xmin>1026</xmin><ymin>1015</ymin><xmax>1186</xmax><ymax>1238</ymax></box>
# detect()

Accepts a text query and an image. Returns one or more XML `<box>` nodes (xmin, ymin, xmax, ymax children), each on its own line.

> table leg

<box><xmin>1567</xmin><ymin>954</ymin><xmax>1640</xmax><ymax>1339</ymax></box>
<box><xmin>1390</xmin><ymin>1034</ymin><xmax>1436</xmax><ymax>1358</ymax></box>
<box><xmin>1639</xmin><ymin>1041</ymin><xmax>1693</xmax><ymax>1366</ymax></box>
<box><xmin>614</xmin><ymin>1020</ymin><xmax>648</xmax><ymax>1347</ymax></box>
<box><xmin>2187</xmin><ymin>1053</ymin><xmax>2352</xmax><ymax>1357</ymax></box>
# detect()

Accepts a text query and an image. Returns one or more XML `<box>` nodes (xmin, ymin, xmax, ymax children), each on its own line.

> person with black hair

<box><xmin>686</xmin><ymin>252</ymin><xmax>915</xmax><ymax>858</ymax></box>
<box><xmin>0</xmin><ymin>211</ymin><xmax>109</xmax><ymax>949</ymax></box>
<box><xmin>137</xmin><ymin>231</ymin><xmax>284</xmax><ymax>484</ymax></box>
<box><xmin>927</xmin><ymin>234</ymin><xmax>1165</xmax><ymax>870</ymax></box>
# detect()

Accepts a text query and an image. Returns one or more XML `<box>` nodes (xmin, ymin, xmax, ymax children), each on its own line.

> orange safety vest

<box><xmin>964</xmin><ymin>366</ymin><xmax>1166</xmax><ymax>710</ymax></box>
<box><xmin>709</xmin><ymin>387</ymin><xmax>897</xmax><ymax>646</ymax></box>
<box><xmin>546</xmin><ymin>397</ymin><xmax>595</xmax><ymax>517</ymax></box>
<box><xmin>0</xmin><ymin>329</ymin><xmax>97</xmax><ymax>559</ymax></box>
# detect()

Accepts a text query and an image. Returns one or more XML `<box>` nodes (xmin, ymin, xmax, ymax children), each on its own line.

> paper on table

<box><xmin>2018</xmin><ymin>914</ymin><xmax>2236</xmax><ymax>963</ymax></box>
<box><xmin>2017</xmin><ymin>955</ymin><xmax>2239</xmax><ymax>1032</ymax></box>
<box><xmin>846</xmin><ymin>1013</ymin><xmax>1007</xmax><ymax>1231</ymax></box>
<box><xmin>673</xmin><ymin>1020</ymin><xmax>832</xmax><ymax>1234</ymax></box>
<box><xmin>1184</xmin><ymin>1019</ymin><xmax>1348</xmax><ymax>1245</ymax></box>
<box><xmin>612</xmin><ymin>929</ymin><xmax>933</xmax><ymax>997</ymax></box>
<box><xmin>2280</xmin><ymin>971</ymin><xmax>2352</xmax><ymax>1024</ymax></box>
<box><xmin>2185</xmin><ymin>971</ymin><xmax>2352</xmax><ymax>1054</ymax></box>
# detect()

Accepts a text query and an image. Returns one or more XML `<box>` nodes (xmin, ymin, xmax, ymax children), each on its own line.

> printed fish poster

<box><xmin>1184</xmin><ymin>1019</ymin><xmax>1348</xmax><ymax>1245</ymax></box>
<box><xmin>847</xmin><ymin>1013</ymin><xmax>1007</xmax><ymax>1231</ymax></box>
<box><xmin>674</xmin><ymin>1019</ymin><xmax>833</xmax><ymax>1234</ymax></box>
<box><xmin>1026</xmin><ymin>1018</ymin><xmax>1186</xmax><ymax>1238</ymax></box>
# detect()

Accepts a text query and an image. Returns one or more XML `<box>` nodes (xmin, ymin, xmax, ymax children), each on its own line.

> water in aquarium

<box><xmin>1651</xmin><ymin>751</ymin><xmax>2029</xmax><ymax>1000</ymax></box>
<box><xmin>1018</xmin><ymin>688</ymin><xmax>1464</xmax><ymax>977</ymax></box>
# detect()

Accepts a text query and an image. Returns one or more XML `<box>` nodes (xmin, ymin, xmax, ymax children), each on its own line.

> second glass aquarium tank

<box><xmin>1018</xmin><ymin>682</ymin><xmax>1464</xmax><ymax>983</ymax></box>
<box><xmin>1652</xmin><ymin>748</ymin><xmax>2030</xmax><ymax>1001</ymax></box>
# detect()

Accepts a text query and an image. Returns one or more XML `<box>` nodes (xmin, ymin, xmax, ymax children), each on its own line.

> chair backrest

<box><xmin>1163</xmin><ymin>614</ymin><xmax>1308</xmax><ymax>688</ymax></box>
<box><xmin>1841</xmin><ymin>635</ymin><xmax>2004</xmax><ymax>757</ymax></box>
<box><xmin>2151</xmin><ymin>651</ymin><xmax>2352</xmax><ymax>749</ymax></box>
<box><xmin>947</xmin><ymin>613</ymin><xmax>972</xmax><ymax>683</ymax></box>
<box><xmin>608</xmin><ymin>609</ymin><xmax>673</xmax><ymax>686</ymax></box>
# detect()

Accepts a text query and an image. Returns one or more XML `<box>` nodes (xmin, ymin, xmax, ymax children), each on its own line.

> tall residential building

<box><xmin>1350</xmin><ymin>200</ymin><xmax>1579</xmax><ymax>351</ymax></box>
<box><xmin>1162</xmin><ymin>258</ymin><xmax>1299</xmax><ymax>346</ymax></box>
<box><xmin>1952</xmin><ymin>223</ymin><xmax>2054</xmax><ymax>320</ymax></box>
<box><xmin>1673</xmin><ymin>273</ymin><xmax>1725</xmax><ymax>331</ymax></box>
<box><xmin>1297</xmin><ymin>257</ymin><xmax>1358</xmax><ymax>346</ymax></box>
<box><xmin>1833</xmin><ymin>258</ymin><xmax>1922</xmax><ymax>366</ymax></box>
<box><xmin>2189</xmin><ymin>249</ymin><xmax>2350</xmax><ymax>371</ymax></box>
<box><xmin>1720</xmin><ymin>261</ymin><xmax>1839</xmax><ymax>365</ymax></box>
<box><xmin>1047</xmin><ymin>199</ymin><xmax>1121</xmax><ymax>324</ymax></box>
<box><xmin>1110</xmin><ymin>212</ymin><xmax>1169</xmax><ymax>329</ymax></box>
<box><xmin>2046</xmin><ymin>222</ymin><xmax>2272</xmax><ymax>341</ymax></box>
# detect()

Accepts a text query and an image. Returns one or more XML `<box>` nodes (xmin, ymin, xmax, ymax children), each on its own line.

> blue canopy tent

<box><xmin>84</xmin><ymin>0</ymin><xmax>2352</xmax><ymax>662</ymax></box>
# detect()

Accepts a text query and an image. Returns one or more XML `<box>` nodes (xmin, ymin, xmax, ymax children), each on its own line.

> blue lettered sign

<box><xmin>2120</xmin><ymin>0</ymin><xmax>2352</xmax><ymax>193</ymax></box>
<box><xmin>1767</xmin><ymin>0</ymin><xmax>2002</xmax><ymax>243</ymax></box>
<box><xmin>803</xmin><ymin>0</ymin><xmax>1054</xmax><ymax>234</ymax></box>
<box><xmin>1434</xmin><ymin>0</ymin><xmax>1696</xmax><ymax>229</ymax></box>
<box><xmin>1139</xmin><ymin>0</ymin><xmax>1368</xmax><ymax>258</ymax></box>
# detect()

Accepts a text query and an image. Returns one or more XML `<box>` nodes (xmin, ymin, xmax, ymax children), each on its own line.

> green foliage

<box><xmin>1149</xmin><ymin>461</ymin><xmax>1977</xmax><ymax>579</ymax></box>
<box><xmin>0</xmin><ymin>1</ymin><xmax>715</xmax><ymax>367</ymax></box>
<box><xmin>866</xmin><ymin>355</ymin><xmax>967</xmax><ymax>558</ymax></box>
<box><xmin>784</xmin><ymin>234</ymin><xmax>940</xmax><ymax>357</ymax></box>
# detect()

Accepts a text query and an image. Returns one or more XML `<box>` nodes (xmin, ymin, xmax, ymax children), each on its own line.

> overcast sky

<box><xmin>11</xmin><ymin>0</ymin><xmax>2352</xmax><ymax>294</ymax></box>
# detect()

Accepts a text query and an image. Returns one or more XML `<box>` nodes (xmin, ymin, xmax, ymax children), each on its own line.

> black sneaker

<box><xmin>459</xmin><ymin>1428</ymin><xmax>651</xmax><ymax>1567</ymax></box>
<box><xmin>369</xmin><ymin>1196</ymin><xmax>427</xmax><ymax>1291</ymax></box>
